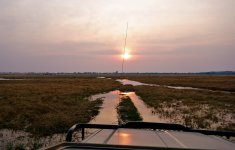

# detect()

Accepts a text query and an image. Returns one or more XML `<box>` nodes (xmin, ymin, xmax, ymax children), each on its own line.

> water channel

<box><xmin>89</xmin><ymin>90</ymin><xmax>168</xmax><ymax>124</ymax></box>
<box><xmin>116</xmin><ymin>79</ymin><xmax>200</xmax><ymax>90</ymax></box>
<box><xmin>116</xmin><ymin>79</ymin><xmax>233</xmax><ymax>93</ymax></box>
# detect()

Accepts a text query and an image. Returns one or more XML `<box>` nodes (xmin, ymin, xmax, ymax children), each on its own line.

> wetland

<box><xmin>0</xmin><ymin>75</ymin><xmax>234</xmax><ymax>149</ymax></box>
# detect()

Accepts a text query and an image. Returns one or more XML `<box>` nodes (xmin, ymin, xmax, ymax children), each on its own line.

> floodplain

<box><xmin>0</xmin><ymin>74</ymin><xmax>234</xmax><ymax>149</ymax></box>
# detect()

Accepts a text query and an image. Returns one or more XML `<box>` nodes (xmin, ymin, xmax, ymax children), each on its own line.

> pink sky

<box><xmin>0</xmin><ymin>0</ymin><xmax>234</xmax><ymax>72</ymax></box>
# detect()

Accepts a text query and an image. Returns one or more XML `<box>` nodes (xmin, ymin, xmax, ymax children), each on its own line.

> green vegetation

<box><xmin>126</xmin><ymin>75</ymin><xmax>235</xmax><ymax>92</ymax></box>
<box><xmin>117</xmin><ymin>96</ymin><xmax>142</xmax><ymax>123</ymax></box>
<box><xmin>0</xmin><ymin>77</ymin><xmax>121</xmax><ymax>136</ymax></box>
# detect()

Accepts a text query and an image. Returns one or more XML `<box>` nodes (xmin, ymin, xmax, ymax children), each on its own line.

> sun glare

<box><xmin>122</xmin><ymin>51</ymin><xmax>131</xmax><ymax>60</ymax></box>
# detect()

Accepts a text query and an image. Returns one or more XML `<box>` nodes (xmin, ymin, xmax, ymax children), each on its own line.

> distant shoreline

<box><xmin>0</xmin><ymin>71</ymin><xmax>235</xmax><ymax>76</ymax></box>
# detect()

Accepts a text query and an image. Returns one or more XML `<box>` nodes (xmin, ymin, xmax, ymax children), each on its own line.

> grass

<box><xmin>117</xmin><ymin>96</ymin><xmax>142</xmax><ymax>123</ymax></box>
<box><xmin>0</xmin><ymin>76</ymin><xmax>122</xmax><ymax>136</ymax></box>
<box><xmin>125</xmin><ymin>75</ymin><xmax>235</xmax><ymax>92</ymax></box>
<box><xmin>133</xmin><ymin>85</ymin><xmax>235</xmax><ymax>130</ymax></box>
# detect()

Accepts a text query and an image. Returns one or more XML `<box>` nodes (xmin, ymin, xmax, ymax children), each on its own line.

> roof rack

<box><xmin>66</xmin><ymin>121</ymin><xmax>235</xmax><ymax>141</ymax></box>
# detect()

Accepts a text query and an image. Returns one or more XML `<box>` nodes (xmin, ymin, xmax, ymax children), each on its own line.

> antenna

<box><xmin>121</xmin><ymin>22</ymin><xmax>128</xmax><ymax>73</ymax></box>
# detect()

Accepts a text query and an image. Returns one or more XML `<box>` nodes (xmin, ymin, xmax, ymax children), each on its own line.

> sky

<box><xmin>0</xmin><ymin>0</ymin><xmax>235</xmax><ymax>73</ymax></box>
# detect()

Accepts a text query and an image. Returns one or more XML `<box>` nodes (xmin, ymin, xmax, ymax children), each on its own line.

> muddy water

<box><xmin>89</xmin><ymin>90</ymin><xmax>168</xmax><ymax>124</ymax></box>
<box><xmin>89</xmin><ymin>90</ymin><xmax>120</xmax><ymax>124</ymax></box>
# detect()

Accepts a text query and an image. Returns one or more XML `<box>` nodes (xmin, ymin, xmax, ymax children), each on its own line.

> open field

<box><xmin>0</xmin><ymin>77</ymin><xmax>121</xmax><ymax>136</ymax></box>
<box><xmin>125</xmin><ymin>75</ymin><xmax>235</xmax><ymax>92</ymax></box>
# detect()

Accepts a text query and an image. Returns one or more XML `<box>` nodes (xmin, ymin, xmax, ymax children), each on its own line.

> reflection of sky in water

<box><xmin>89</xmin><ymin>90</ymin><xmax>168</xmax><ymax>124</ymax></box>
<box><xmin>117</xmin><ymin>79</ymin><xmax>198</xmax><ymax>90</ymax></box>
<box><xmin>116</xmin><ymin>79</ymin><xmax>155</xmax><ymax>86</ymax></box>
<box><xmin>89</xmin><ymin>90</ymin><xmax>120</xmax><ymax>124</ymax></box>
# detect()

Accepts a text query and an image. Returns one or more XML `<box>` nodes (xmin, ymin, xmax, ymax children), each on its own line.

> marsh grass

<box><xmin>133</xmin><ymin>85</ymin><xmax>235</xmax><ymax>130</ymax></box>
<box><xmin>0</xmin><ymin>77</ymin><xmax>121</xmax><ymax>136</ymax></box>
<box><xmin>117</xmin><ymin>96</ymin><xmax>142</xmax><ymax>123</ymax></box>
<box><xmin>125</xmin><ymin>75</ymin><xmax>235</xmax><ymax>92</ymax></box>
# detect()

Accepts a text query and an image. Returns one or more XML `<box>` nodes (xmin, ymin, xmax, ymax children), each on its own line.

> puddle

<box><xmin>96</xmin><ymin>77</ymin><xmax>112</xmax><ymax>79</ymax></box>
<box><xmin>96</xmin><ymin>77</ymin><xmax>106</xmax><ymax>79</ymax></box>
<box><xmin>116</xmin><ymin>79</ymin><xmax>155</xmax><ymax>86</ymax></box>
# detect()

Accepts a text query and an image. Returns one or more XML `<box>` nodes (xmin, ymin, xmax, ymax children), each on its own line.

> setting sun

<box><xmin>122</xmin><ymin>52</ymin><xmax>131</xmax><ymax>59</ymax></box>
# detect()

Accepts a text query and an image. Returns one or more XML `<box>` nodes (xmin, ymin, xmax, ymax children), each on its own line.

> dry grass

<box><xmin>0</xmin><ymin>77</ymin><xmax>121</xmax><ymax>136</ymax></box>
<box><xmin>133</xmin><ymin>85</ymin><xmax>235</xmax><ymax>130</ymax></box>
